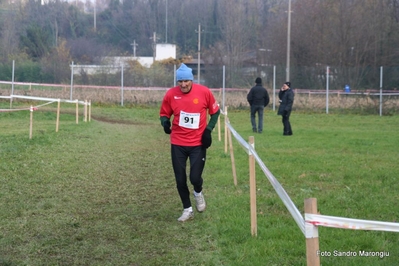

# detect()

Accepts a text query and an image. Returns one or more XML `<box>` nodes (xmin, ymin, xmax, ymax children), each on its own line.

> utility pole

<box><xmin>165</xmin><ymin>0</ymin><xmax>168</xmax><ymax>43</ymax></box>
<box><xmin>94</xmin><ymin>0</ymin><xmax>96</xmax><ymax>32</ymax></box>
<box><xmin>131</xmin><ymin>40</ymin><xmax>138</xmax><ymax>57</ymax></box>
<box><xmin>150</xmin><ymin>32</ymin><xmax>158</xmax><ymax>63</ymax></box>
<box><xmin>195</xmin><ymin>23</ymin><xmax>204</xmax><ymax>83</ymax></box>
<box><xmin>153</xmin><ymin>31</ymin><xmax>156</xmax><ymax>63</ymax></box>
<box><xmin>286</xmin><ymin>0</ymin><xmax>292</xmax><ymax>81</ymax></box>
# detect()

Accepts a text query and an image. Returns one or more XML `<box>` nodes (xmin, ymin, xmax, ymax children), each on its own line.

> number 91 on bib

<box><xmin>179</xmin><ymin>111</ymin><xmax>200</xmax><ymax>129</ymax></box>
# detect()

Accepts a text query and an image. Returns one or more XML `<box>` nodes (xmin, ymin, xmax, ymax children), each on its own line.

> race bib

<box><xmin>179</xmin><ymin>111</ymin><xmax>200</xmax><ymax>129</ymax></box>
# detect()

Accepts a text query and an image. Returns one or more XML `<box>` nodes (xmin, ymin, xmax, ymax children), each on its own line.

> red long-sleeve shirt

<box><xmin>160</xmin><ymin>84</ymin><xmax>219</xmax><ymax>146</ymax></box>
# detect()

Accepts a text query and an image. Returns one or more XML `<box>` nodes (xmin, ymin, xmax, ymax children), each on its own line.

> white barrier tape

<box><xmin>305</xmin><ymin>220</ymin><xmax>319</xmax><ymax>238</ymax></box>
<box><xmin>11</xmin><ymin>94</ymin><xmax>59</xmax><ymax>102</ymax></box>
<box><xmin>225</xmin><ymin>115</ymin><xmax>398</xmax><ymax>237</ymax></box>
<box><xmin>0</xmin><ymin>107</ymin><xmax>33</xmax><ymax>112</ymax></box>
<box><xmin>35</xmin><ymin>101</ymin><xmax>57</xmax><ymax>108</ymax></box>
<box><xmin>64</xmin><ymin>99</ymin><xmax>86</xmax><ymax>105</ymax></box>
<box><xmin>226</xmin><ymin>121</ymin><xmax>306</xmax><ymax>235</ymax></box>
<box><xmin>226</xmin><ymin>121</ymin><xmax>250</xmax><ymax>151</ymax></box>
<box><xmin>305</xmin><ymin>213</ymin><xmax>399</xmax><ymax>233</ymax></box>
<box><xmin>1</xmin><ymin>102</ymin><xmax>53</xmax><ymax>112</ymax></box>
<box><xmin>10</xmin><ymin>95</ymin><xmax>87</xmax><ymax>105</ymax></box>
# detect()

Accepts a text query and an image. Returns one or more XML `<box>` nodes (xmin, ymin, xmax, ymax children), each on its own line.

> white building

<box><xmin>155</xmin><ymin>44</ymin><xmax>176</xmax><ymax>61</ymax></box>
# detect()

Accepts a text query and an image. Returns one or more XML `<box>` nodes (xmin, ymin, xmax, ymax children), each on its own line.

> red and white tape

<box><xmin>305</xmin><ymin>213</ymin><xmax>399</xmax><ymax>235</ymax></box>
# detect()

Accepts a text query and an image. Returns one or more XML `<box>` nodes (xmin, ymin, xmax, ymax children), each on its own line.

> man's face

<box><xmin>282</xmin><ymin>84</ymin><xmax>289</xmax><ymax>90</ymax></box>
<box><xmin>178</xmin><ymin>80</ymin><xmax>192</xmax><ymax>93</ymax></box>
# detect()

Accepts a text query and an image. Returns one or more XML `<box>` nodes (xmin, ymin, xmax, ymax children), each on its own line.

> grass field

<box><xmin>1</xmin><ymin>102</ymin><xmax>398</xmax><ymax>265</ymax></box>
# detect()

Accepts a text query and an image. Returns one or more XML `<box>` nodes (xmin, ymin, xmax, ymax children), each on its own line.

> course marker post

<box><xmin>75</xmin><ymin>100</ymin><xmax>79</xmax><ymax>124</ymax></box>
<box><xmin>89</xmin><ymin>100</ymin><xmax>91</xmax><ymax>122</ymax></box>
<box><xmin>227</xmin><ymin>118</ymin><xmax>237</xmax><ymax>186</ymax></box>
<box><xmin>224</xmin><ymin>106</ymin><xmax>228</xmax><ymax>153</ymax></box>
<box><xmin>249</xmin><ymin>136</ymin><xmax>257</xmax><ymax>236</ymax></box>
<box><xmin>56</xmin><ymin>99</ymin><xmax>60</xmax><ymax>132</ymax></box>
<box><xmin>305</xmin><ymin>198</ymin><xmax>320</xmax><ymax>266</ymax></box>
<box><xmin>29</xmin><ymin>105</ymin><xmax>33</xmax><ymax>139</ymax></box>
<box><xmin>84</xmin><ymin>100</ymin><xmax>88</xmax><ymax>122</ymax></box>
<box><xmin>217</xmin><ymin>114</ymin><xmax>221</xmax><ymax>141</ymax></box>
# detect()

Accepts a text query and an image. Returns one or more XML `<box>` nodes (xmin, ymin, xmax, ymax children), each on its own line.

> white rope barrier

<box><xmin>1</xmin><ymin>95</ymin><xmax>91</xmax><ymax>138</ymax></box>
<box><xmin>225</xmin><ymin>120</ymin><xmax>306</xmax><ymax>235</ymax></box>
<box><xmin>0</xmin><ymin>107</ymin><xmax>35</xmax><ymax>112</ymax></box>
<box><xmin>1</xmin><ymin>101</ymin><xmax>54</xmax><ymax>112</ymax></box>
<box><xmin>305</xmin><ymin>213</ymin><xmax>399</xmax><ymax>233</ymax></box>
<box><xmin>224</xmin><ymin>117</ymin><xmax>399</xmax><ymax>237</ymax></box>
<box><xmin>35</xmin><ymin>101</ymin><xmax>57</xmax><ymax>108</ymax></box>
<box><xmin>10</xmin><ymin>95</ymin><xmax>87</xmax><ymax>105</ymax></box>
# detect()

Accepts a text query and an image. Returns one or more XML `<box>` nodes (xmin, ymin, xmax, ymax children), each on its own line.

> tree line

<box><xmin>0</xmin><ymin>0</ymin><xmax>398</xmax><ymax>89</ymax></box>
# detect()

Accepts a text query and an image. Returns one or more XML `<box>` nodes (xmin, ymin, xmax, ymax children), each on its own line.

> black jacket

<box><xmin>247</xmin><ymin>84</ymin><xmax>270</xmax><ymax>107</ymax></box>
<box><xmin>277</xmin><ymin>88</ymin><xmax>294</xmax><ymax>115</ymax></box>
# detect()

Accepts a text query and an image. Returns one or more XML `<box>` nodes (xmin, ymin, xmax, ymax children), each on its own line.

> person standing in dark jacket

<box><xmin>247</xmin><ymin>77</ymin><xmax>270</xmax><ymax>133</ymax></box>
<box><xmin>277</xmin><ymin>82</ymin><xmax>294</xmax><ymax>135</ymax></box>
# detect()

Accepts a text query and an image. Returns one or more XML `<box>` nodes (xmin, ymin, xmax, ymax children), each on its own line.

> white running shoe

<box><xmin>177</xmin><ymin>209</ymin><xmax>194</xmax><ymax>222</ymax></box>
<box><xmin>194</xmin><ymin>192</ymin><xmax>206</xmax><ymax>212</ymax></box>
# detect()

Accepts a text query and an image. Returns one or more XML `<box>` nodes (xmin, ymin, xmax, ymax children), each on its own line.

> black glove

<box><xmin>283</xmin><ymin>110</ymin><xmax>289</xmax><ymax>117</ymax></box>
<box><xmin>163</xmin><ymin>120</ymin><xmax>171</xmax><ymax>134</ymax></box>
<box><xmin>201</xmin><ymin>129</ymin><xmax>212</xmax><ymax>149</ymax></box>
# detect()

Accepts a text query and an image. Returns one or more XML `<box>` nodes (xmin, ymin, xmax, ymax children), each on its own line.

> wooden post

<box><xmin>29</xmin><ymin>105</ymin><xmax>33</xmax><ymax>139</ymax></box>
<box><xmin>249</xmin><ymin>136</ymin><xmax>257</xmax><ymax>236</ymax></box>
<box><xmin>84</xmin><ymin>100</ymin><xmax>88</xmax><ymax>122</ymax></box>
<box><xmin>88</xmin><ymin>100</ymin><xmax>91</xmax><ymax>122</ymax></box>
<box><xmin>56</xmin><ymin>99</ymin><xmax>60</xmax><ymax>132</ymax></box>
<box><xmin>227</xmin><ymin>118</ymin><xmax>237</xmax><ymax>186</ymax></box>
<box><xmin>217</xmin><ymin>115</ymin><xmax>221</xmax><ymax>141</ymax></box>
<box><xmin>224</xmin><ymin>106</ymin><xmax>228</xmax><ymax>153</ymax></box>
<box><xmin>75</xmin><ymin>100</ymin><xmax>79</xmax><ymax>124</ymax></box>
<box><xmin>305</xmin><ymin>198</ymin><xmax>320</xmax><ymax>266</ymax></box>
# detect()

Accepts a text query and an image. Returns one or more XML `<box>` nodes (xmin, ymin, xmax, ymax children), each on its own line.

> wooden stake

<box><xmin>29</xmin><ymin>105</ymin><xmax>33</xmax><ymax>139</ymax></box>
<box><xmin>84</xmin><ymin>100</ymin><xmax>88</xmax><ymax>122</ymax></box>
<box><xmin>88</xmin><ymin>100</ymin><xmax>91</xmax><ymax>122</ymax></box>
<box><xmin>227</xmin><ymin>118</ymin><xmax>237</xmax><ymax>186</ymax></box>
<box><xmin>224</xmin><ymin>106</ymin><xmax>228</xmax><ymax>153</ymax></box>
<box><xmin>249</xmin><ymin>136</ymin><xmax>257</xmax><ymax>236</ymax></box>
<box><xmin>217</xmin><ymin>115</ymin><xmax>221</xmax><ymax>141</ymax></box>
<box><xmin>75</xmin><ymin>100</ymin><xmax>79</xmax><ymax>124</ymax></box>
<box><xmin>56</xmin><ymin>99</ymin><xmax>60</xmax><ymax>132</ymax></box>
<box><xmin>305</xmin><ymin>198</ymin><xmax>320</xmax><ymax>266</ymax></box>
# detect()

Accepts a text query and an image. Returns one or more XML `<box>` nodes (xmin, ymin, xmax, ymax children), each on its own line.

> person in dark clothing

<box><xmin>247</xmin><ymin>77</ymin><xmax>270</xmax><ymax>133</ymax></box>
<box><xmin>277</xmin><ymin>82</ymin><xmax>294</xmax><ymax>135</ymax></box>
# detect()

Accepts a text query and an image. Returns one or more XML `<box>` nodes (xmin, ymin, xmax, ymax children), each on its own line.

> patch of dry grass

<box><xmin>2</xmin><ymin>86</ymin><xmax>398</xmax><ymax>115</ymax></box>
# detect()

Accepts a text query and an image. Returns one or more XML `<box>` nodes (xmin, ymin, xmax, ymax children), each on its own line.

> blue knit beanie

<box><xmin>176</xmin><ymin>63</ymin><xmax>194</xmax><ymax>81</ymax></box>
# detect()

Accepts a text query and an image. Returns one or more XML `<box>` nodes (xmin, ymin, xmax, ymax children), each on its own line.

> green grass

<box><xmin>0</xmin><ymin>103</ymin><xmax>398</xmax><ymax>265</ymax></box>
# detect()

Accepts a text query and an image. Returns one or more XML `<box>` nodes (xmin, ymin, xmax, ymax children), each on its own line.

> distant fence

<box><xmin>1</xmin><ymin>80</ymin><xmax>398</xmax><ymax>115</ymax></box>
